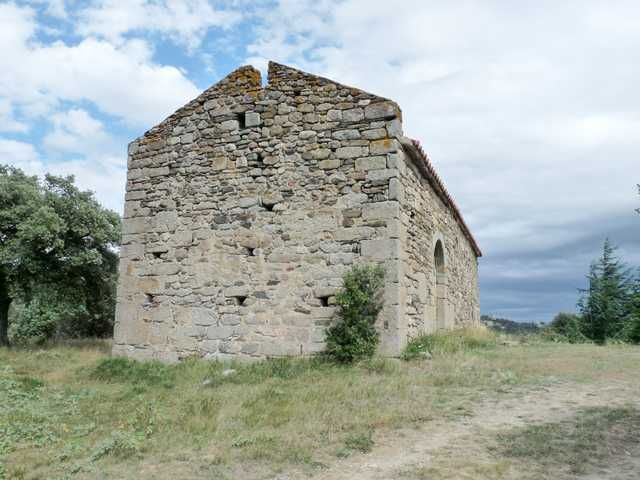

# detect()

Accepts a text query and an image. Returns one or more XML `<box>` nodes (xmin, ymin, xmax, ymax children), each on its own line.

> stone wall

<box><xmin>113</xmin><ymin>62</ymin><xmax>409</xmax><ymax>362</ymax></box>
<box><xmin>113</xmin><ymin>62</ymin><xmax>480</xmax><ymax>362</ymax></box>
<box><xmin>395</xmin><ymin>140</ymin><xmax>481</xmax><ymax>338</ymax></box>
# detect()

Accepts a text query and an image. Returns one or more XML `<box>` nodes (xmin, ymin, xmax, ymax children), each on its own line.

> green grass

<box><xmin>344</xmin><ymin>430</ymin><xmax>374</xmax><ymax>453</ymax></box>
<box><xmin>402</xmin><ymin>327</ymin><xmax>498</xmax><ymax>360</ymax></box>
<box><xmin>1</xmin><ymin>339</ymin><xmax>639</xmax><ymax>479</ymax></box>
<box><xmin>87</xmin><ymin>357</ymin><xmax>176</xmax><ymax>387</ymax></box>
<box><xmin>494</xmin><ymin>405</ymin><xmax>640</xmax><ymax>475</ymax></box>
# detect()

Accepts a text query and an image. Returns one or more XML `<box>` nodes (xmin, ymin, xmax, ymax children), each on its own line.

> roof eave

<box><xmin>397</xmin><ymin>136</ymin><xmax>482</xmax><ymax>258</ymax></box>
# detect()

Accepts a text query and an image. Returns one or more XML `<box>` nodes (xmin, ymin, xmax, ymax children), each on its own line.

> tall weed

<box><xmin>403</xmin><ymin>327</ymin><xmax>497</xmax><ymax>360</ymax></box>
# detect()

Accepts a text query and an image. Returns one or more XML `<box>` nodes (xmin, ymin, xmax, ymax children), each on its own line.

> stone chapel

<box><xmin>113</xmin><ymin>62</ymin><xmax>481</xmax><ymax>362</ymax></box>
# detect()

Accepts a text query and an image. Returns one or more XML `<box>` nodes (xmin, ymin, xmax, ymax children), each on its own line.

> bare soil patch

<box><xmin>306</xmin><ymin>380</ymin><xmax>640</xmax><ymax>480</ymax></box>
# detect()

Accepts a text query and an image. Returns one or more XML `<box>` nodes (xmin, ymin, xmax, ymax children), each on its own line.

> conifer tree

<box><xmin>578</xmin><ymin>239</ymin><xmax>631</xmax><ymax>343</ymax></box>
<box><xmin>624</xmin><ymin>274</ymin><xmax>640</xmax><ymax>343</ymax></box>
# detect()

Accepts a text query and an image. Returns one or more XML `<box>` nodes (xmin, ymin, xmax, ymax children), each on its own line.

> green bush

<box><xmin>8</xmin><ymin>281</ymin><xmax>114</xmax><ymax>345</ymax></box>
<box><xmin>622</xmin><ymin>288</ymin><xmax>640</xmax><ymax>343</ymax></box>
<box><xmin>9</xmin><ymin>298</ymin><xmax>59</xmax><ymax>345</ymax></box>
<box><xmin>622</xmin><ymin>314</ymin><xmax>640</xmax><ymax>344</ymax></box>
<box><xmin>325</xmin><ymin>264</ymin><xmax>385</xmax><ymax>363</ymax></box>
<box><xmin>0</xmin><ymin>166</ymin><xmax>120</xmax><ymax>346</ymax></box>
<box><xmin>402</xmin><ymin>327</ymin><xmax>497</xmax><ymax>360</ymax></box>
<box><xmin>545</xmin><ymin>312</ymin><xmax>588</xmax><ymax>343</ymax></box>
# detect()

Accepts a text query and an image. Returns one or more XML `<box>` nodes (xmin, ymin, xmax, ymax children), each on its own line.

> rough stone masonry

<box><xmin>113</xmin><ymin>62</ymin><xmax>481</xmax><ymax>362</ymax></box>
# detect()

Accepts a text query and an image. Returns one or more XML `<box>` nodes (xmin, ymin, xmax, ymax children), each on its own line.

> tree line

<box><xmin>0</xmin><ymin>166</ymin><xmax>120</xmax><ymax>345</ymax></box>
<box><xmin>0</xmin><ymin>165</ymin><xmax>638</xmax><ymax>346</ymax></box>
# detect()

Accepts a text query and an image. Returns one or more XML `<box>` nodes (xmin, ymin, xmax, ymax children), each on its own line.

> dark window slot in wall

<box><xmin>318</xmin><ymin>296</ymin><xmax>330</xmax><ymax>307</ymax></box>
<box><xmin>143</xmin><ymin>293</ymin><xmax>156</xmax><ymax>308</ymax></box>
<box><xmin>237</xmin><ymin>113</ymin><xmax>246</xmax><ymax>129</ymax></box>
<box><xmin>233</xmin><ymin>296</ymin><xmax>248</xmax><ymax>306</ymax></box>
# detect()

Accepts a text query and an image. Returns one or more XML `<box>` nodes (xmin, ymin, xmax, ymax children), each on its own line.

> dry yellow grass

<box><xmin>1</xmin><ymin>338</ymin><xmax>639</xmax><ymax>479</ymax></box>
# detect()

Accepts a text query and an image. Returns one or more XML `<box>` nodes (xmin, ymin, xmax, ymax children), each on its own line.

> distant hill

<box><xmin>481</xmin><ymin>315</ymin><xmax>541</xmax><ymax>334</ymax></box>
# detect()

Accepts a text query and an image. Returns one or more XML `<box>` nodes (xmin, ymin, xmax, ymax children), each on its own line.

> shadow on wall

<box><xmin>434</xmin><ymin>239</ymin><xmax>446</xmax><ymax>329</ymax></box>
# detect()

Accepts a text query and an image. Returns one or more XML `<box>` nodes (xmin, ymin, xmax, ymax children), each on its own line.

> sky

<box><xmin>1</xmin><ymin>0</ymin><xmax>638</xmax><ymax>323</ymax></box>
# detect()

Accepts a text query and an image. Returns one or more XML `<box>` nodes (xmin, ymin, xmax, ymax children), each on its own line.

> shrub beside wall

<box><xmin>325</xmin><ymin>264</ymin><xmax>385</xmax><ymax>363</ymax></box>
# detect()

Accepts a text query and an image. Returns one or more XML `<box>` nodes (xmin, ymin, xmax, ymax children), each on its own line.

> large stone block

<box><xmin>342</xmin><ymin>108</ymin><xmax>364</xmax><ymax>122</ymax></box>
<box><xmin>193</xmin><ymin>307</ymin><xmax>216</xmax><ymax>326</ymax></box>
<box><xmin>245</xmin><ymin>112</ymin><xmax>261</xmax><ymax>127</ymax></box>
<box><xmin>319</xmin><ymin>159</ymin><xmax>341</xmax><ymax>170</ymax></box>
<box><xmin>370</xmin><ymin>138</ymin><xmax>400</xmax><ymax>155</ymax></box>
<box><xmin>362</xmin><ymin>201</ymin><xmax>400</xmax><ymax>221</ymax></box>
<box><xmin>220</xmin><ymin>119</ymin><xmax>239</xmax><ymax>131</ymax></box>
<box><xmin>355</xmin><ymin>156</ymin><xmax>386</xmax><ymax>171</ymax></box>
<box><xmin>336</xmin><ymin>146</ymin><xmax>367</xmax><ymax>159</ymax></box>
<box><xmin>332</xmin><ymin>129</ymin><xmax>360</xmax><ymax>140</ymax></box>
<box><xmin>334</xmin><ymin>226</ymin><xmax>375</xmax><ymax>242</ymax></box>
<box><xmin>388</xmin><ymin>177</ymin><xmax>403</xmax><ymax>201</ymax></box>
<box><xmin>364</xmin><ymin>101</ymin><xmax>399</xmax><ymax>120</ymax></box>
<box><xmin>122</xmin><ymin>217</ymin><xmax>147</xmax><ymax>235</ymax></box>
<box><xmin>362</xmin><ymin>128</ymin><xmax>387</xmax><ymax>140</ymax></box>
<box><xmin>326</xmin><ymin>109</ymin><xmax>342</xmax><ymax>121</ymax></box>
<box><xmin>212</xmin><ymin>156</ymin><xmax>228</xmax><ymax>170</ymax></box>
<box><xmin>155</xmin><ymin>209</ymin><xmax>178</xmax><ymax>227</ymax></box>
<box><xmin>311</xmin><ymin>148</ymin><xmax>331</xmax><ymax>160</ymax></box>
<box><xmin>366</xmin><ymin>169</ymin><xmax>398</xmax><ymax>182</ymax></box>
<box><xmin>361</xmin><ymin>239</ymin><xmax>401</xmax><ymax>260</ymax></box>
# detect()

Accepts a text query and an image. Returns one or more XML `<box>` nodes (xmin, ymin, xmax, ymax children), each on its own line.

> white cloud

<box><xmin>0</xmin><ymin>1</ymin><xmax>211</xmax><ymax>214</ymax></box>
<box><xmin>245</xmin><ymin>0</ymin><xmax>640</xmax><ymax>320</ymax></box>
<box><xmin>44</xmin><ymin>108</ymin><xmax>111</xmax><ymax>153</ymax></box>
<box><xmin>76</xmin><ymin>0</ymin><xmax>242</xmax><ymax>50</ymax></box>
<box><xmin>48</xmin><ymin>156</ymin><xmax>126</xmax><ymax>213</ymax></box>
<box><xmin>40</xmin><ymin>108</ymin><xmax>127</xmax><ymax>212</ymax></box>
<box><xmin>0</xmin><ymin>98</ymin><xmax>29</xmax><ymax>133</ymax></box>
<box><xmin>1</xmin><ymin>0</ymin><xmax>638</xmax><ymax>320</ymax></box>
<box><xmin>0</xmin><ymin>135</ymin><xmax>125</xmax><ymax>213</ymax></box>
<box><xmin>539</xmin><ymin>114</ymin><xmax>640</xmax><ymax>149</ymax></box>
<box><xmin>0</xmin><ymin>2</ymin><xmax>201</xmax><ymax>128</ymax></box>
<box><xmin>0</xmin><ymin>138</ymin><xmax>42</xmax><ymax>173</ymax></box>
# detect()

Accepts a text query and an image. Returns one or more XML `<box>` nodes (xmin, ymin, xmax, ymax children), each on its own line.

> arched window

<box><xmin>434</xmin><ymin>240</ymin><xmax>446</xmax><ymax>329</ymax></box>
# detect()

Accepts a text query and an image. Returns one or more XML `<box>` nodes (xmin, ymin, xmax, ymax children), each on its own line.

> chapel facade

<box><xmin>113</xmin><ymin>62</ymin><xmax>481</xmax><ymax>362</ymax></box>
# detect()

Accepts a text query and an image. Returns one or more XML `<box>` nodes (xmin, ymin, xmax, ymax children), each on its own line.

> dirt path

<box><xmin>292</xmin><ymin>379</ymin><xmax>640</xmax><ymax>480</ymax></box>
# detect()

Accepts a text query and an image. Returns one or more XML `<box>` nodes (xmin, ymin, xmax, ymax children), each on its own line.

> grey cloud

<box><xmin>246</xmin><ymin>0</ymin><xmax>640</xmax><ymax>322</ymax></box>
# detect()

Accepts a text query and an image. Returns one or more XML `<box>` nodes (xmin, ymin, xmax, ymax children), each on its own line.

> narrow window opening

<box><xmin>256</xmin><ymin>152</ymin><xmax>264</xmax><ymax>165</ymax></box>
<box><xmin>293</xmin><ymin>89</ymin><xmax>302</xmax><ymax>97</ymax></box>
<box><xmin>143</xmin><ymin>293</ymin><xmax>155</xmax><ymax>309</ymax></box>
<box><xmin>318</xmin><ymin>296</ymin><xmax>330</xmax><ymax>307</ymax></box>
<box><xmin>236</xmin><ymin>113</ymin><xmax>246</xmax><ymax>129</ymax></box>
<box><xmin>234</xmin><ymin>295</ymin><xmax>248</xmax><ymax>306</ymax></box>
<box><xmin>245</xmin><ymin>247</ymin><xmax>256</xmax><ymax>257</ymax></box>
<box><xmin>264</xmin><ymin>203</ymin><xmax>274</xmax><ymax>212</ymax></box>
<box><xmin>434</xmin><ymin>239</ymin><xmax>446</xmax><ymax>329</ymax></box>
<box><xmin>152</xmin><ymin>251</ymin><xmax>163</xmax><ymax>259</ymax></box>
